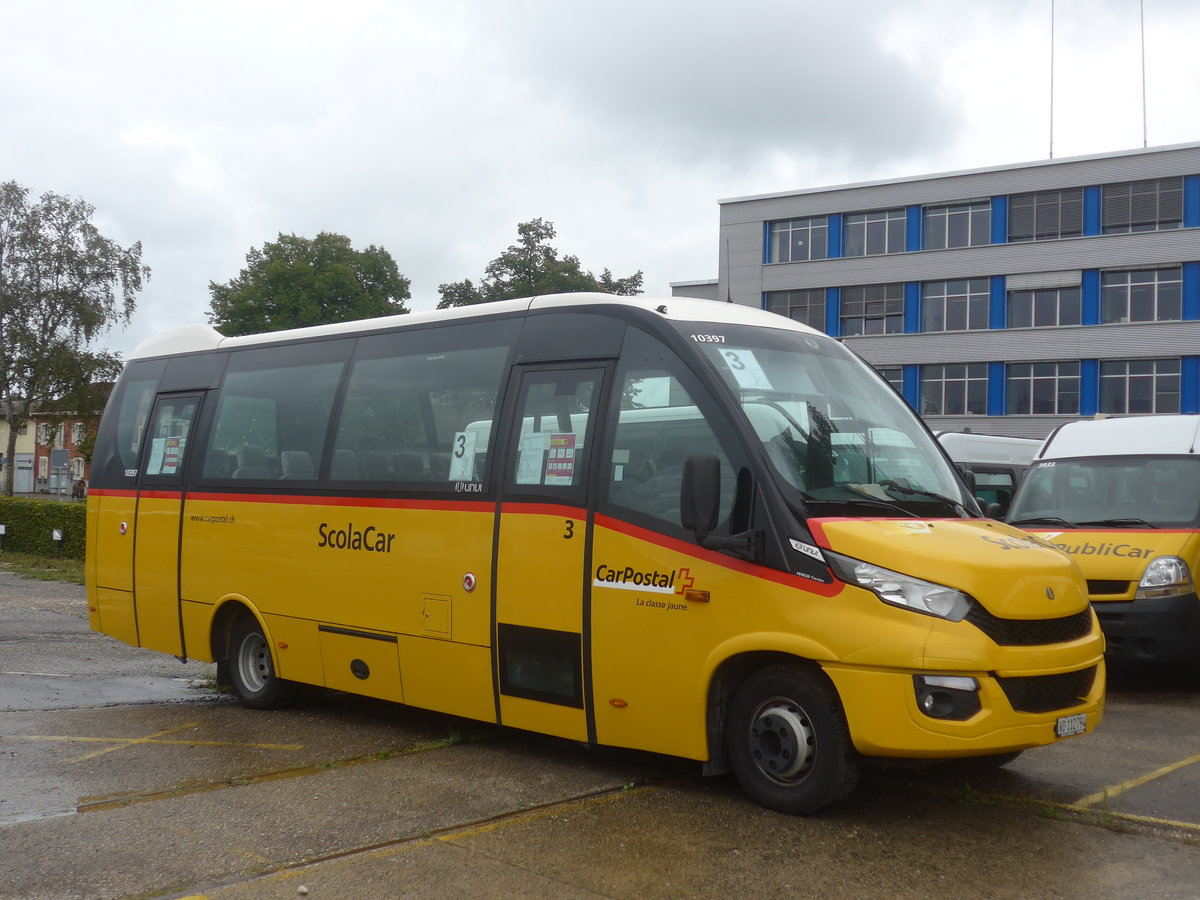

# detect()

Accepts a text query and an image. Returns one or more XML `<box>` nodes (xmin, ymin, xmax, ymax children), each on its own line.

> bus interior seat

<box><xmin>233</xmin><ymin>446</ymin><xmax>275</xmax><ymax>480</ymax></box>
<box><xmin>331</xmin><ymin>449</ymin><xmax>359</xmax><ymax>480</ymax></box>
<box><xmin>279</xmin><ymin>450</ymin><xmax>315</xmax><ymax>479</ymax></box>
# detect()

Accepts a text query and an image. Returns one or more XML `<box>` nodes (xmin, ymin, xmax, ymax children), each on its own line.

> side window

<box><xmin>140</xmin><ymin>395</ymin><xmax>200</xmax><ymax>485</ymax></box>
<box><xmin>507</xmin><ymin>371</ymin><xmax>600</xmax><ymax>495</ymax></box>
<box><xmin>202</xmin><ymin>344</ymin><xmax>348</xmax><ymax>482</ymax></box>
<box><xmin>605</xmin><ymin>331</ymin><xmax>735</xmax><ymax>530</ymax></box>
<box><xmin>332</xmin><ymin>322</ymin><xmax>517</xmax><ymax>487</ymax></box>
<box><xmin>115</xmin><ymin>379</ymin><xmax>159</xmax><ymax>471</ymax></box>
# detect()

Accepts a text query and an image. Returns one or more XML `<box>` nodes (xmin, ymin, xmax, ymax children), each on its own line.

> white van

<box><xmin>935</xmin><ymin>432</ymin><xmax>1042</xmax><ymax>517</ymax></box>
<box><xmin>1006</xmin><ymin>415</ymin><xmax>1200</xmax><ymax>672</ymax></box>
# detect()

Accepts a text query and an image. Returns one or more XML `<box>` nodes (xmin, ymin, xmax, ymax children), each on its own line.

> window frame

<box><xmin>1007</xmin><ymin>188</ymin><xmax>1084</xmax><ymax>242</ymax></box>
<box><xmin>768</xmin><ymin>216</ymin><xmax>829</xmax><ymax>264</ymax></box>
<box><xmin>843</xmin><ymin>208</ymin><xmax>907</xmax><ymax>257</ymax></box>
<box><xmin>1100</xmin><ymin>267</ymin><xmax>1183</xmax><ymax>324</ymax></box>
<box><xmin>923</xmin><ymin>200</ymin><xmax>992</xmax><ymax>250</ymax></box>
<box><xmin>919</xmin><ymin>363</ymin><xmax>989</xmax><ymax>416</ymax></box>
<box><xmin>1101</xmin><ymin>177</ymin><xmax>1184</xmax><ymax>234</ymax></box>
<box><xmin>1005</xmin><ymin>361</ymin><xmax>1081</xmax><ymax>415</ymax></box>
<box><xmin>921</xmin><ymin>278</ymin><xmax>990</xmax><ymax>333</ymax></box>
<box><xmin>840</xmin><ymin>283</ymin><xmax>904</xmax><ymax>336</ymax></box>
<box><xmin>1099</xmin><ymin>358</ymin><xmax>1182</xmax><ymax>415</ymax></box>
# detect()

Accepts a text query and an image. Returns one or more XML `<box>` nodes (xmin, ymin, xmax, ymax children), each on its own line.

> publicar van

<box><xmin>1006</xmin><ymin>415</ymin><xmax>1200</xmax><ymax>673</ymax></box>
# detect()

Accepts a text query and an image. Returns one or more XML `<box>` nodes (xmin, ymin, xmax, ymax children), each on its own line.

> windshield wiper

<box><xmin>879</xmin><ymin>480</ymin><xmax>972</xmax><ymax>517</ymax></box>
<box><xmin>1074</xmin><ymin>517</ymin><xmax>1157</xmax><ymax>528</ymax></box>
<box><xmin>803</xmin><ymin>495</ymin><xmax>921</xmax><ymax>519</ymax></box>
<box><xmin>1008</xmin><ymin>516</ymin><xmax>1075</xmax><ymax>528</ymax></box>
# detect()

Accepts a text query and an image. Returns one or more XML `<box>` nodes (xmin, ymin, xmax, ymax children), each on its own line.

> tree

<box><xmin>208</xmin><ymin>232</ymin><xmax>411</xmax><ymax>337</ymax></box>
<box><xmin>0</xmin><ymin>181</ymin><xmax>145</xmax><ymax>496</ymax></box>
<box><xmin>437</xmin><ymin>218</ymin><xmax>643</xmax><ymax>308</ymax></box>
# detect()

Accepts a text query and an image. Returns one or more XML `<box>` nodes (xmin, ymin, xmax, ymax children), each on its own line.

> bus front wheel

<box><xmin>726</xmin><ymin>664</ymin><xmax>859</xmax><ymax>814</ymax></box>
<box><xmin>228</xmin><ymin>616</ymin><xmax>300</xmax><ymax>710</ymax></box>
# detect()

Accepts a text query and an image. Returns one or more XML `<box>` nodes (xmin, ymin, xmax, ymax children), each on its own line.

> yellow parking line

<box><xmin>6</xmin><ymin>723</ymin><xmax>303</xmax><ymax>762</ymax></box>
<box><xmin>1075</xmin><ymin>751</ymin><xmax>1200</xmax><ymax>808</ymax></box>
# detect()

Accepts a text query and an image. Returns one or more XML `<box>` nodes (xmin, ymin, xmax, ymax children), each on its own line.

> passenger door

<box><xmin>133</xmin><ymin>393</ymin><xmax>202</xmax><ymax>656</ymax></box>
<box><xmin>493</xmin><ymin>365</ymin><xmax>609</xmax><ymax>742</ymax></box>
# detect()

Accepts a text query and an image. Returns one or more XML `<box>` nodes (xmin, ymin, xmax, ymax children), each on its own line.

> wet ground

<box><xmin>1</xmin><ymin>570</ymin><xmax>1198</xmax><ymax>899</ymax></box>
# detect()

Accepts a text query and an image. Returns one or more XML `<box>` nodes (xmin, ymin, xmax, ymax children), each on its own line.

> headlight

<box><xmin>826</xmin><ymin>551</ymin><xmax>973</xmax><ymax>621</ymax></box>
<box><xmin>1136</xmin><ymin>556</ymin><xmax>1193</xmax><ymax>600</ymax></box>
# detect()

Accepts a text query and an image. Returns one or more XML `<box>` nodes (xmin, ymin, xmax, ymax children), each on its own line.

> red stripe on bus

<box><xmin>184</xmin><ymin>492</ymin><xmax>495</xmax><ymax>513</ymax></box>
<box><xmin>594</xmin><ymin>513</ymin><xmax>843</xmax><ymax>597</ymax></box>
<box><xmin>499</xmin><ymin>502</ymin><xmax>586</xmax><ymax>519</ymax></box>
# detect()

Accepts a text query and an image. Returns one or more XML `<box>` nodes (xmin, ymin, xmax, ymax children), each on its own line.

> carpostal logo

<box><xmin>593</xmin><ymin>563</ymin><xmax>694</xmax><ymax>594</ymax></box>
<box><xmin>1052</xmin><ymin>539</ymin><xmax>1154</xmax><ymax>559</ymax></box>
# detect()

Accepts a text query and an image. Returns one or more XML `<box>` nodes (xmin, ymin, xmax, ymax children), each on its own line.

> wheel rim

<box><xmin>748</xmin><ymin>697</ymin><xmax>816</xmax><ymax>784</ymax></box>
<box><xmin>236</xmin><ymin>631</ymin><xmax>271</xmax><ymax>694</ymax></box>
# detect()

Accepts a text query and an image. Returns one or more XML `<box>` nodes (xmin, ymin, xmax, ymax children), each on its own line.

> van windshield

<box><xmin>1008</xmin><ymin>456</ymin><xmax>1200</xmax><ymax>529</ymax></box>
<box><xmin>680</xmin><ymin>323</ymin><xmax>969</xmax><ymax>518</ymax></box>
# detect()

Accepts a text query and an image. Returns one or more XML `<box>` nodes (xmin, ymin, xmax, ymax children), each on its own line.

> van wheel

<box><xmin>726</xmin><ymin>664</ymin><xmax>859</xmax><ymax>814</ymax></box>
<box><xmin>228</xmin><ymin>616</ymin><xmax>299</xmax><ymax>710</ymax></box>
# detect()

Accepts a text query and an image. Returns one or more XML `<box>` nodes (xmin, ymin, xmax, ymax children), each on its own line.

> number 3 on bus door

<box><xmin>493</xmin><ymin>365</ymin><xmax>610</xmax><ymax>743</ymax></box>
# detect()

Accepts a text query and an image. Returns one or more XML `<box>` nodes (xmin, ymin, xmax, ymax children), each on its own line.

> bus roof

<box><xmin>1039</xmin><ymin>415</ymin><xmax>1200</xmax><ymax>459</ymax></box>
<box><xmin>128</xmin><ymin>293</ymin><xmax>821</xmax><ymax>360</ymax></box>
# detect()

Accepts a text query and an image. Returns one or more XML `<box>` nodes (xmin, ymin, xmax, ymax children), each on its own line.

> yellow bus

<box><xmin>86</xmin><ymin>294</ymin><xmax>1105</xmax><ymax>813</ymax></box>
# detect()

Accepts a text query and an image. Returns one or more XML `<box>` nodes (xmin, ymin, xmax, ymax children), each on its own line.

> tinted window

<box><xmin>332</xmin><ymin>320</ymin><xmax>518</xmax><ymax>487</ymax></box>
<box><xmin>202</xmin><ymin>342</ymin><xmax>350</xmax><ymax>482</ymax></box>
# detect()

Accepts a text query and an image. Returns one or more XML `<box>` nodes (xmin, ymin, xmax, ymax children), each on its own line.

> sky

<box><xmin>4</xmin><ymin>0</ymin><xmax>1200</xmax><ymax>357</ymax></box>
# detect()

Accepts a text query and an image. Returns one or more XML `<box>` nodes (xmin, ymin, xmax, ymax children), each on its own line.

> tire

<box><xmin>726</xmin><ymin>664</ymin><xmax>860</xmax><ymax>815</ymax></box>
<box><xmin>228</xmin><ymin>616</ymin><xmax>299</xmax><ymax>710</ymax></box>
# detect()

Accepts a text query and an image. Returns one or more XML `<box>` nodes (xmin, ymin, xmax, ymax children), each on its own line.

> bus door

<box><xmin>132</xmin><ymin>392</ymin><xmax>202</xmax><ymax>657</ymax></box>
<box><xmin>493</xmin><ymin>365</ymin><xmax>610</xmax><ymax>742</ymax></box>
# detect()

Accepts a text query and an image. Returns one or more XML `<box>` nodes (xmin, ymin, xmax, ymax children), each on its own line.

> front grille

<box><xmin>964</xmin><ymin>605</ymin><xmax>1093</xmax><ymax>646</ymax></box>
<box><xmin>996</xmin><ymin>666</ymin><xmax>1097</xmax><ymax>713</ymax></box>
<box><xmin>1088</xmin><ymin>580</ymin><xmax>1130</xmax><ymax>596</ymax></box>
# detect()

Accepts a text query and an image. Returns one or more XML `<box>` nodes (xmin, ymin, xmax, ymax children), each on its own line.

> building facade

<box><xmin>689</xmin><ymin>142</ymin><xmax>1200</xmax><ymax>439</ymax></box>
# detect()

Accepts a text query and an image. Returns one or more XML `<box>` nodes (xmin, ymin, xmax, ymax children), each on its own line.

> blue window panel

<box><xmin>827</xmin><ymin>213</ymin><xmax>844</xmax><ymax>259</ymax></box>
<box><xmin>904</xmin><ymin>282</ymin><xmax>921</xmax><ymax>333</ymax></box>
<box><xmin>762</xmin><ymin>222</ymin><xmax>772</xmax><ymax>264</ymax></box>
<box><xmin>1081</xmin><ymin>270</ymin><xmax>1101</xmax><ymax>325</ymax></box>
<box><xmin>987</xmin><ymin>362</ymin><xmax>1006</xmax><ymax>417</ymax></box>
<box><xmin>990</xmin><ymin>196</ymin><xmax>1008</xmax><ymax>245</ymax></box>
<box><xmin>1083</xmin><ymin>186</ymin><xmax>1102</xmax><ymax>236</ymax></box>
<box><xmin>906</xmin><ymin>206</ymin><xmax>922</xmax><ymax>252</ymax></box>
<box><xmin>1080</xmin><ymin>359</ymin><xmax>1099</xmax><ymax>417</ymax></box>
<box><xmin>989</xmin><ymin>276</ymin><xmax>1006</xmax><ymax>330</ymax></box>
<box><xmin>759</xmin><ymin>291</ymin><xmax>767</xmax><ymax>310</ymax></box>
<box><xmin>825</xmin><ymin>287</ymin><xmax>841</xmax><ymax>337</ymax></box>
<box><xmin>1184</xmin><ymin>262</ymin><xmax>1200</xmax><ymax>320</ymax></box>
<box><xmin>1185</xmin><ymin>175</ymin><xmax>1200</xmax><ymax>228</ymax></box>
<box><xmin>1183</xmin><ymin>358</ymin><xmax>1200</xmax><ymax>414</ymax></box>
<box><xmin>902</xmin><ymin>364</ymin><xmax>920</xmax><ymax>409</ymax></box>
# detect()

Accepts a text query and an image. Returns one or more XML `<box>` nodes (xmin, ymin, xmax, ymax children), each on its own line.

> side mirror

<box><xmin>681</xmin><ymin>454</ymin><xmax>721</xmax><ymax>542</ymax></box>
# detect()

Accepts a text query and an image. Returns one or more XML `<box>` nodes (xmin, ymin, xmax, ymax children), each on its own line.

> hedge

<box><xmin>0</xmin><ymin>497</ymin><xmax>86</xmax><ymax>559</ymax></box>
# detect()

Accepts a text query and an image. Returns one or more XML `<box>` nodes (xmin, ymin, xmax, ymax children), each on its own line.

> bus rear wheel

<box><xmin>726</xmin><ymin>664</ymin><xmax>859</xmax><ymax>815</ymax></box>
<box><xmin>228</xmin><ymin>616</ymin><xmax>300</xmax><ymax>710</ymax></box>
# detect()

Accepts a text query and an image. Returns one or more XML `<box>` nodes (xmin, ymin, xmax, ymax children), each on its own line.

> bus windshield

<box><xmin>681</xmin><ymin>324</ymin><xmax>969</xmax><ymax>518</ymax></box>
<box><xmin>1008</xmin><ymin>456</ymin><xmax>1200</xmax><ymax>529</ymax></box>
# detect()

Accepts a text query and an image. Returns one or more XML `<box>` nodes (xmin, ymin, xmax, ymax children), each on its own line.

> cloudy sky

<box><xmin>5</xmin><ymin>0</ymin><xmax>1199</xmax><ymax>356</ymax></box>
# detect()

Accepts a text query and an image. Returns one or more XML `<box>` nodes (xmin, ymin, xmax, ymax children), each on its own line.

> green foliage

<box><xmin>437</xmin><ymin>218</ymin><xmax>643</xmax><ymax>308</ymax></box>
<box><xmin>0</xmin><ymin>180</ymin><xmax>143</xmax><ymax>496</ymax></box>
<box><xmin>208</xmin><ymin>232</ymin><xmax>412</xmax><ymax>336</ymax></box>
<box><xmin>0</xmin><ymin>497</ymin><xmax>86</xmax><ymax>559</ymax></box>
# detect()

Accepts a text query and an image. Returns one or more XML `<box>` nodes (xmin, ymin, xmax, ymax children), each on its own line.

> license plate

<box><xmin>1055</xmin><ymin>712</ymin><xmax>1087</xmax><ymax>738</ymax></box>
